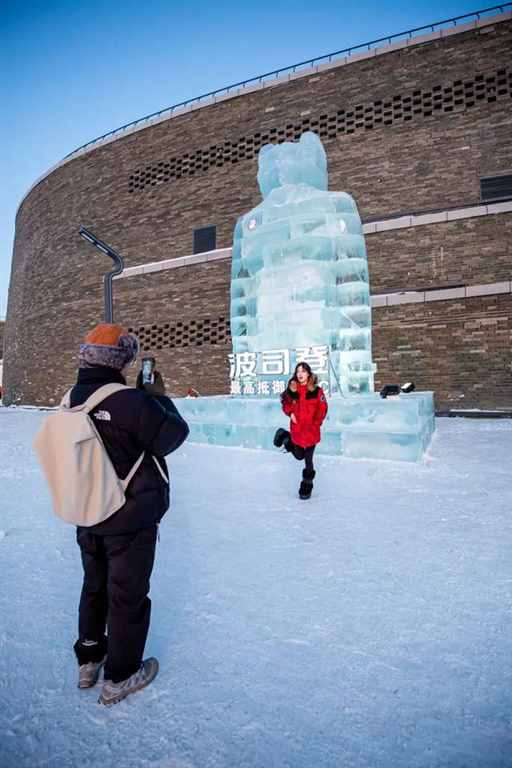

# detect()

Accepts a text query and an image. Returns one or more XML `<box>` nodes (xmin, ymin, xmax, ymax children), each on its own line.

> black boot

<box><xmin>274</xmin><ymin>428</ymin><xmax>291</xmax><ymax>449</ymax></box>
<box><xmin>299</xmin><ymin>469</ymin><xmax>316</xmax><ymax>500</ymax></box>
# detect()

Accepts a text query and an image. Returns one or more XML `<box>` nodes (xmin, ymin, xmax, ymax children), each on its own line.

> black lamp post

<box><xmin>79</xmin><ymin>226</ymin><xmax>124</xmax><ymax>322</ymax></box>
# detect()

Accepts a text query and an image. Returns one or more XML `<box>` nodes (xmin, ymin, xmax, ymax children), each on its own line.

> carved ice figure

<box><xmin>230</xmin><ymin>131</ymin><xmax>375</xmax><ymax>394</ymax></box>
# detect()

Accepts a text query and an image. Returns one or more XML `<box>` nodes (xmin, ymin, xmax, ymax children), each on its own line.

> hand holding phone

<box><xmin>142</xmin><ymin>358</ymin><xmax>155</xmax><ymax>385</ymax></box>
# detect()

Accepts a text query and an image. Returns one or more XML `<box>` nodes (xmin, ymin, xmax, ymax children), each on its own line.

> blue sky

<box><xmin>0</xmin><ymin>0</ymin><xmax>496</xmax><ymax>318</ymax></box>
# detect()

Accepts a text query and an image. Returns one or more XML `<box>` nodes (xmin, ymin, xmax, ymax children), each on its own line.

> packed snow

<box><xmin>1</xmin><ymin>408</ymin><xmax>511</xmax><ymax>768</ymax></box>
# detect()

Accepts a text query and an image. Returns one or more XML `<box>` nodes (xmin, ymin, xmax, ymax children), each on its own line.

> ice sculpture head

<box><xmin>257</xmin><ymin>131</ymin><xmax>327</xmax><ymax>198</ymax></box>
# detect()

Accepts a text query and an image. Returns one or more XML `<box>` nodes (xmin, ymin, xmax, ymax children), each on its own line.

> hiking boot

<box><xmin>78</xmin><ymin>655</ymin><xmax>107</xmax><ymax>689</ymax></box>
<box><xmin>299</xmin><ymin>469</ymin><xmax>316</xmax><ymax>500</ymax></box>
<box><xmin>274</xmin><ymin>428</ymin><xmax>291</xmax><ymax>449</ymax></box>
<box><xmin>98</xmin><ymin>657</ymin><xmax>159</xmax><ymax>707</ymax></box>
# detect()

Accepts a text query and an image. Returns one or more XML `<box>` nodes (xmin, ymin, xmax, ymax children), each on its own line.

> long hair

<box><xmin>291</xmin><ymin>361</ymin><xmax>317</xmax><ymax>390</ymax></box>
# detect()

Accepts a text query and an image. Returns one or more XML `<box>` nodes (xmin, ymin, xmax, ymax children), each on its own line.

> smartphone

<box><xmin>142</xmin><ymin>358</ymin><xmax>154</xmax><ymax>385</ymax></box>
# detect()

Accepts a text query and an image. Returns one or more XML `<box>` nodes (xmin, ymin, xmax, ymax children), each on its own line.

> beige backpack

<box><xmin>33</xmin><ymin>383</ymin><xmax>167</xmax><ymax>526</ymax></box>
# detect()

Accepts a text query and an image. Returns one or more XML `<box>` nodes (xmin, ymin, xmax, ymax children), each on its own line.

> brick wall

<box><xmin>4</xmin><ymin>17</ymin><xmax>512</xmax><ymax>408</ymax></box>
<box><xmin>114</xmin><ymin>260</ymin><xmax>232</xmax><ymax>397</ymax></box>
<box><xmin>373</xmin><ymin>294</ymin><xmax>512</xmax><ymax>409</ymax></box>
<box><xmin>367</xmin><ymin>213</ymin><xmax>512</xmax><ymax>295</ymax></box>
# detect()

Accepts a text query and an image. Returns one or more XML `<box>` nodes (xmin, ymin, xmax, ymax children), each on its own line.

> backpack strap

<box><xmin>64</xmin><ymin>383</ymin><xmax>130</xmax><ymax>413</ymax></box>
<box><xmin>83</xmin><ymin>383</ymin><xmax>130</xmax><ymax>413</ymax></box>
<box><xmin>62</xmin><ymin>382</ymin><xmax>170</xmax><ymax>488</ymax></box>
<box><xmin>121</xmin><ymin>451</ymin><xmax>146</xmax><ymax>490</ymax></box>
<box><xmin>152</xmin><ymin>455</ymin><xmax>170</xmax><ymax>484</ymax></box>
<box><xmin>120</xmin><ymin>454</ymin><xmax>169</xmax><ymax>489</ymax></box>
<box><xmin>60</xmin><ymin>388</ymin><xmax>73</xmax><ymax>408</ymax></box>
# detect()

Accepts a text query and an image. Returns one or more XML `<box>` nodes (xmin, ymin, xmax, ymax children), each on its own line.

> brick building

<box><xmin>0</xmin><ymin>319</ymin><xmax>4</xmax><ymax>391</ymax></box>
<box><xmin>4</xmin><ymin>8</ymin><xmax>512</xmax><ymax>408</ymax></box>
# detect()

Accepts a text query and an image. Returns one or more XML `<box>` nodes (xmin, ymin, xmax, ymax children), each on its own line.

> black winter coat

<box><xmin>70</xmin><ymin>366</ymin><xmax>189</xmax><ymax>535</ymax></box>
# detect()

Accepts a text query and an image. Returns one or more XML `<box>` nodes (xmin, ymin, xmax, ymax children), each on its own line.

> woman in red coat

<box><xmin>274</xmin><ymin>362</ymin><xmax>328</xmax><ymax>499</ymax></box>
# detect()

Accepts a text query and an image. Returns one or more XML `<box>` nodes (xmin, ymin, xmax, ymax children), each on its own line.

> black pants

<box><xmin>289</xmin><ymin>443</ymin><xmax>316</xmax><ymax>472</ymax></box>
<box><xmin>75</xmin><ymin>525</ymin><xmax>157</xmax><ymax>683</ymax></box>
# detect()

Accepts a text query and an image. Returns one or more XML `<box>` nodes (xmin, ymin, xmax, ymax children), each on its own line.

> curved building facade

<box><xmin>4</xmin><ymin>10</ymin><xmax>512</xmax><ymax>408</ymax></box>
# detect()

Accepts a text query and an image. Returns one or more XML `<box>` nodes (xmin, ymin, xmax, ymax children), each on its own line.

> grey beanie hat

<box><xmin>79</xmin><ymin>323</ymin><xmax>139</xmax><ymax>370</ymax></box>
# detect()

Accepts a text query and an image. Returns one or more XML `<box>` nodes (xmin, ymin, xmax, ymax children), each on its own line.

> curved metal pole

<box><xmin>79</xmin><ymin>226</ymin><xmax>124</xmax><ymax>322</ymax></box>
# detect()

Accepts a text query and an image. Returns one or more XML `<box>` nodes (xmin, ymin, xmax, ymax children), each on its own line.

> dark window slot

<box><xmin>480</xmin><ymin>174</ymin><xmax>512</xmax><ymax>202</ymax></box>
<box><xmin>193</xmin><ymin>225</ymin><xmax>217</xmax><ymax>254</ymax></box>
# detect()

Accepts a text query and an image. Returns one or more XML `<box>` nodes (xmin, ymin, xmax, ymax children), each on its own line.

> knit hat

<box><xmin>79</xmin><ymin>323</ymin><xmax>139</xmax><ymax>370</ymax></box>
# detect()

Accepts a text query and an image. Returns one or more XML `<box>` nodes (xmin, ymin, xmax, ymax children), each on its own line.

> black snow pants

<box><xmin>74</xmin><ymin>524</ymin><xmax>157</xmax><ymax>683</ymax></box>
<box><xmin>289</xmin><ymin>443</ymin><xmax>316</xmax><ymax>472</ymax></box>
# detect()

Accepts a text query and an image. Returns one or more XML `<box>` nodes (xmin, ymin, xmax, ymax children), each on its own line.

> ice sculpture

<box><xmin>170</xmin><ymin>131</ymin><xmax>435</xmax><ymax>463</ymax></box>
<box><xmin>230</xmin><ymin>131</ymin><xmax>375</xmax><ymax>395</ymax></box>
<box><xmin>176</xmin><ymin>393</ymin><xmax>436</xmax><ymax>462</ymax></box>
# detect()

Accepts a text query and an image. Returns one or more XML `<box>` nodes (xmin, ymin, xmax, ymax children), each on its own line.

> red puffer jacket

<box><xmin>281</xmin><ymin>381</ymin><xmax>328</xmax><ymax>448</ymax></box>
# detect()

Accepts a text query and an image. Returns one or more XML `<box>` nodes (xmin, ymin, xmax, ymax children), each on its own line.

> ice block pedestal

<box><xmin>176</xmin><ymin>392</ymin><xmax>435</xmax><ymax>462</ymax></box>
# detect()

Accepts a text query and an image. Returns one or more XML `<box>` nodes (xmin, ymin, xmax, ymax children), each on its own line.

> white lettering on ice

<box><xmin>272</xmin><ymin>380</ymin><xmax>286</xmax><ymax>395</ymax></box>
<box><xmin>294</xmin><ymin>345</ymin><xmax>329</xmax><ymax>374</ymax></box>
<box><xmin>229</xmin><ymin>352</ymin><xmax>257</xmax><ymax>379</ymax></box>
<box><xmin>261</xmin><ymin>349</ymin><xmax>290</xmax><ymax>376</ymax></box>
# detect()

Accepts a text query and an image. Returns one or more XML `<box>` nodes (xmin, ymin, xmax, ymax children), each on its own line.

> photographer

<box><xmin>70</xmin><ymin>324</ymin><xmax>189</xmax><ymax>706</ymax></box>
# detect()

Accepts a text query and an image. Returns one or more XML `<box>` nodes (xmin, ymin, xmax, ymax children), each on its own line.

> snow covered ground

<box><xmin>1</xmin><ymin>409</ymin><xmax>511</xmax><ymax>768</ymax></box>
